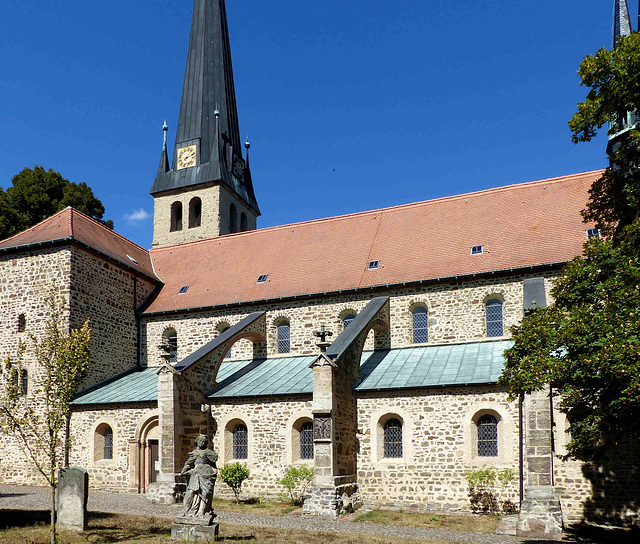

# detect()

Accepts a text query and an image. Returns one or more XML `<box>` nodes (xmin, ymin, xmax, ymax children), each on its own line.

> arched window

<box><xmin>18</xmin><ymin>314</ymin><xmax>26</xmax><ymax>333</ymax></box>
<box><xmin>170</xmin><ymin>202</ymin><xmax>183</xmax><ymax>232</ymax></box>
<box><xmin>412</xmin><ymin>306</ymin><xmax>428</xmax><ymax>343</ymax></box>
<box><xmin>300</xmin><ymin>421</ymin><xmax>314</xmax><ymax>460</ymax></box>
<box><xmin>343</xmin><ymin>313</ymin><xmax>356</xmax><ymax>329</ymax></box>
<box><xmin>230</xmin><ymin>203</ymin><xmax>238</xmax><ymax>233</ymax></box>
<box><xmin>477</xmin><ymin>414</ymin><xmax>498</xmax><ymax>457</ymax></box>
<box><xmin>20</xmin><ymin>369</ymin><xmax>28</xmax><ymax>396</ymax></box>
<box><xmin>384</xmin><ymin>418</ymin><xmax>403</xmax><ymax>458</ymax></box>
<box><xmin>189</xmin><ymin>197</ymin><xmax>202</xmax><ymax>228</ymax></box>
<box><xmin>240</xmin><ymin>212</ymin><xmax>248</xmax><ymax>232</ymax></box>
<box><xmin>486</xmin><ymin>299</ymin><xmax>503</xmax><ymax>337</ymax></box>
<box><xmin>277</xmin><ymin>320</ymin><xmax>290</xmax><ymax>354</ymax></box>
<box><xmin>162</xmin><ymin>328</ymin><xmax>178</xmax><ymax>362</ymax></box>
<box><xmin>218</xmin><ymin>323</ymin><xmax>232</xmax><ymax>359</ymax></box>
<box><xmin>233</xmin><ymin>424</ymin><xmax>248</xmax><ymax>459</ymax></box>
<box><xmin>95</xmin><ymin>423</ymin><xmax>114</xmax><ymax>461</ymax></box>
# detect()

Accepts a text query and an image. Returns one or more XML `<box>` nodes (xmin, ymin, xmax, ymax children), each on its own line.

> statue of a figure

<box><xmin>180</xmin><ymin>435</ymin><xmax>218</xmax><ymax>521</ymax></box>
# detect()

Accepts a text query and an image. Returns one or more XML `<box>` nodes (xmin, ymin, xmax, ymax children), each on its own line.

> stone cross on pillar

<box><xmin>313</xmin><ymin>325</ymin><xmax>333</xmax><ymax>353</ymax></box>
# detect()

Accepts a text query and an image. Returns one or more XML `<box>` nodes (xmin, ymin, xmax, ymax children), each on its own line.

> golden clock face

<box><xmin>177</xmin><ymin>145</ymin><xmax>197</xmax><ymax>170</ymax></box>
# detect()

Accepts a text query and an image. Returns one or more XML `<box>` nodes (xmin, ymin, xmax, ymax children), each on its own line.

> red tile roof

<box><xmin>0</xmin><ymin>208</ymin><xmax>157</xmax><ymax>280</ymax></box>
<box><xmin>145</xmin><ymin>170</ymin><xmax>601</xmax><ymax>314</ymax></box>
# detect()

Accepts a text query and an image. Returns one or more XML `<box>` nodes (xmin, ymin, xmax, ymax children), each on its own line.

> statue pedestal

<box><xmin>171</xmin><ymin>522</ymin><xmax>219</xmax><ymax>542</ymax></box>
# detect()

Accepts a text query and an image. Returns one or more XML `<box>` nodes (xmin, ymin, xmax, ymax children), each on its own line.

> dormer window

<box><xmin>471</xmin><ymin>245</ymin><xmax>483</xmax><ymax>255</ymax></box>
<box><xmin>368</xmin><ymin>260</ymin><xmax>380</xmax><ymax>270</ymax></box>
<box><xmin>586</xmin><ymin>228</ymin><xmax>600</xmax><ymax>239</ymax></box>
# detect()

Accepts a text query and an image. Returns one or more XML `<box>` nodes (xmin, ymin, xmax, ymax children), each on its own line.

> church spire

<box><xmin>613</xmin><ymin>0</ymin><xmax>632</xmax><ymax>47</ymax></box>
<box><xmin>150</xmin><ymin>0</ymin><xmax>260</xmax><ymax>216</ymax></box>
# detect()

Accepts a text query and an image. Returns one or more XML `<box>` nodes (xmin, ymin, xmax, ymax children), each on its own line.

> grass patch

<box><xmin>353</xmin><ymin>509</ymin><xmax>500</xmax><ymax>534</ymax></box>
<box><xmin>212</xmin><ymin>496</ymin><xmax>298</xmax><ymax>515</ymax></box>
<box><xmin>0</xmin><ymin>510</ymin><xmax>461</xmax><ymax>544</ymax></box>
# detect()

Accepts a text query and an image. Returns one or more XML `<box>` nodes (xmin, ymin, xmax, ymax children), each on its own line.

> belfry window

<box><xmin>240</xmin><ymin>212</ymin><xmax>248</xmax><ymax>232</ymax></box>
<box><xmin>412</xmin><ymin>306</ymin><xmax>428</xmax><ymax>343</ymax></box>
<box><xmin>162</xmin><ymin>328</ymin><xmax>178</xmax><ymax>362</ymax></box>
<box><xmin>300</xmin><ymin>422</ymin><xmax>314</xmax><ymax>460</ymax></box>
<box><xmin>277</xmin><ymin>321</ymin><xmax>291</xmax><ymax>354</ymax></box>
<box><xmin>20</xmin><ymin>369</ymin><xmax>28</xmax><ymax>396</ymax></box>
<box><xmin>189</xmin><ymin>197</ymin><xmax>202</xmax><ymax>228</ymax></box>
<box><xmin>383</xmin><ymin>418</ymin><xmax>403</xmax><ymax>458</ymax></box>
<box><xmin>233</xmin><ymin>424</ymin><xmax>248</xmax><ymax>459</ymax></box>
<box><xmin>230</xmin><ymin>204</ymin><xmax>238</xmax><ymax>233</ymax></box>
<box><xmin>18</xmin><ymin>314</ymin><xmax>26</xmax><ymax>333</ymax></box>
<box><xmin>477</xmin><ymin>414</ymin><xmax>498</xmax><ymax>457</ymax></box>
<box><xmin>170</xmin><ymin>202</ymin><xmax>183</xmax><ymax>232</ymax></box>
<box><xmin>486</xmin><ymin>299</ymin><xmax>503</xmax><ymax>337</ymax></box>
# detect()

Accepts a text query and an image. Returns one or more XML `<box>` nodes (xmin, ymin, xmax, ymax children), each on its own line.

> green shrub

<box><xmin>277</xmin><ymin>465</ymin><xmax>314</xmax><ymax>506</ymax></box>
<box><xmin>466</xmin><ymin>466</ymin><xmax>516</xmax><ymax>515</ymax></box>
<box><xmin>220</xmin><ymin>462</ymin><xmax>250</xmax><ymax>503</ymax></box>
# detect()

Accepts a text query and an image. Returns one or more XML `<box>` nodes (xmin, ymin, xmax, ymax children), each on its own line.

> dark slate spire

<box><xmin>613</xmin><ymin>0</ymin><xmax>632</xmax><ymax>47</ymax></box>
<box><xmin>156</xmin><ymin>120</ymin><xmax>170</xmax><ymax>177</ymax></box>
<box><xmin>150</xmin><ymin>0</ymin><xmax>260</xmax><ymax>214</ymax></box>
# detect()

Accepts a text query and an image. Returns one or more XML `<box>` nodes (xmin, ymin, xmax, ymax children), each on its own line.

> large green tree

<box><xmin>0</xmin><ymin>165</ymin><xmax>113</xmax><ymax>240</ymax></box>
<box><xmin>499</xmin><ymin>33</ymin><xmax>640</xmax><ymax>462</ymax></box>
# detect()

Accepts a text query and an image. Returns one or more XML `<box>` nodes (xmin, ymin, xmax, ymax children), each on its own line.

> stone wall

<box><xmin>141</xmin><ymin>272</ymin><xmax>558</xmax><ymax>367</ymax></box>
<box><xmin>356</xmin><ymin>386</ymin><xmax>520</xmax><ymax>511</ymax></box>
<box><xmin>152</xmin><ymin>184</ymin><xmax>257</xmax><ymax>247</ymax></box>
<box><xmin>69</xmin><ymin>246</ymin><xmax>157</xmax><ymax>389</ymax></box>
<box><xmin>69</xmin><ymin>403</ymin><xmax>157</xmax><ymax>491</ymax></box>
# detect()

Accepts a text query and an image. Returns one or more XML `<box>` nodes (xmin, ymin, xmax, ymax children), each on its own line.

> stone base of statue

<box><xmin>171</xmin><ymin>514</ymin><xmax>219</xmax><ymax>541</ymax></box>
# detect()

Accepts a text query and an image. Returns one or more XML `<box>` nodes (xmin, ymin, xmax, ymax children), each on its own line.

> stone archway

<box><xmin>129</xmin><ymin>414</ymin><xmax>159</xmax><ymax>493</ymax></box>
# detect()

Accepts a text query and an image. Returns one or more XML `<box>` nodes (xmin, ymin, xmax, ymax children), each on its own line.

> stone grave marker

<box><xmin>57</xmin><ymin>467</ymin><xmax>89</xmax><ymax>531</ymax></box>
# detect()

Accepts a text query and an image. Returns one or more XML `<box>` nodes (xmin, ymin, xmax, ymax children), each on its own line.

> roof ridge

<box><xmin>0</xmin><ymin>207</ymin><xmax>73</xmax><ymax>247</ymax></box>
<box><xmin>150</xmin><ymin>169</ymin><xmax>603</xmax><ymax>253</ymax></box>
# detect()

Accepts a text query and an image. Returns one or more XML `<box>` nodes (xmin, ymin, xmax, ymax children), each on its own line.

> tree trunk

<box><xmin>50</xmin><ymin>482</ymin><xmax>56</xmax><ymax>544</ymax></box>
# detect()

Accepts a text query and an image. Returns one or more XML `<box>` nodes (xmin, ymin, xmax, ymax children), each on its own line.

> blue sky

<box><xmin>0</xmin><ymin>1</ymin><xmax>628</xmax><ymax>248</ymax></box>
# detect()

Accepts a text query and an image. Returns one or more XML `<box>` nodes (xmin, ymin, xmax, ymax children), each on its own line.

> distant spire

<box><xmin>613</xmin><ymin>0</ymin><xmax>632</xmax><ymax>47</ymax></box>
<box><xmin>243</xmin><ymin>137</ymin><xmax>258</xmax><ymax>205</ymax></box>
<box><xmin>157</xmin><ymin>120</ymin><xmax>170</xmax><ymax>176</ymax></box>
<box><xmin>150</xmin><ymin>0</ymin><xmax>260</xmax><ymax>215</ymax></box>
<box><xmin>162</xmin><ymin>119</ymin><xmax>168</xmax><ymax>150</ymax></box>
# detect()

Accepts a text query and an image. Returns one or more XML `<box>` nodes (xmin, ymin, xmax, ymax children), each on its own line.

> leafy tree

<box><xmin>277</xmin><ymin>465</ymin><xmax>314</xmax><ymax>506</ymax></box>
<box><xmin>500</xmin><ymin>33</ymin><xmax>640</xmax><ymax>462</ymax></box>
<box><xmin>0</xmin><ymin>165</ymin><xmax>113</xmax><ymax>240</ymax></box>
<box><xmin>219</xmin><ymin>462</ymin><xmax>250</xmax><ymax>503</ymax></box>
<box><xmin>0</xmin><ymin>295</ymin><xmax>91</xmax><ymax>544</ymax></box>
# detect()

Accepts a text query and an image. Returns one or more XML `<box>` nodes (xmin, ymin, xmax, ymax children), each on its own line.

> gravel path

<box><xmin>0</xmin><ymin>484</ymin><xmax>533</xmax><ymax>543</ymax></box>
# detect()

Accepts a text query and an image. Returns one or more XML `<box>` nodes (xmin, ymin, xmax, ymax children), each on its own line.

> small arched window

<box><xmin>170</xmin><ymin>201</ymin><xmax>183</xmax><ymax>232</ymax></box>
<box><xmin>230</xmin><ymin>203</ymin><xmax>238</xmax><ymax>233</ymax></box>
<box><xmin>162</xmin><ymin>328</ymin><xmax>178</xmax><ymax>362</ymax></box>
<box><xmin>233</xmin><ymin>424</ymin><xmax>248</xmax><ymax>459</ymax></box>
<box><xmin>343</xmin><ymin>313</ymin><xmax>357</xmax><ymax>329</ymax></box>
<box><xmin>486</xmin><ymin>299</ymin><xmax>503</xmax><ymax>337</ymax></box>
<box><xmin>189</xmin><ymin>197</ymin><xmax>202</xmax><ymax>228</ymax></box>
<box><xmin>218</xmin><ymin>324</ymin><xmax>232</xmax><ymax>359</ymax></box>
<box><xmin>95</xmin><ymin>423</ymin><xmax>114</xmax><ymax>461</ymax></box>
<box><xmin>20</xmin><ymin>369</ymin><xmax>28</xmax><ymax>396</ymax></box>
<box><xmin>277</xmin><ymin>320</ymin><xmax>290</xmax><ymax>354</ymax></box>
<box><xmin>300</xmin><ymin>422</ymin><xmax>314</xmax><ymax>460</ymax></box>
<box><xmin>383</xmin><ymin>418</ymin><xmax>403</xmax><ymax>458</ymax></box>
<box><xmin>477</xmin><ymin>414</ymin><xmax>498</xmax><ymax>457</ymax></box>
<box><xmin>412</xmin><ymin>306</ymin><xmax>428</xmax><ymax>343</ymax></box>
<box><xmin>18</xmin><ymin>314</ymin><xmax>26</xmax><ymax>333</ymax></box>
<box><xmin>240</xmin><ymin>212</ymin><xmax>248</xmax><ymax>232</ymax></box>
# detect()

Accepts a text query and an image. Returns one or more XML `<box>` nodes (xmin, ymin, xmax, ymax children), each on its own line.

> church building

<box><xmin>1</xmin><ymin>0</ymin><xmax>638</xmax><ymax>537</ymax></box>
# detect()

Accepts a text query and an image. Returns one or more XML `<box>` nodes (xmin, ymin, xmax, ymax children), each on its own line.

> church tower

<box><xmin>608</xmin><ymin>0</ymin><xmax>637</xmax><ymax>155</ymax></box>
<box><xmin>150</xmin><ymin>0</ymin><xmax>260</xmax><ymax>247</ymax></box>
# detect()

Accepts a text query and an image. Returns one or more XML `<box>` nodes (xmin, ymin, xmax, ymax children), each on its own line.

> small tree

<box><xmin>0</xmin><ymin>295</ymin><xmax>91</xmax><ymax>544</ymax></box>
<box><xmin>277</xmin><ymin>465</ymin><xmax>314</xmax><ymax>506</ymax></box>
<box><xmin>220</xmin><ymin>462</ymin><xmax>250</xmax><ymax>503</ymax></box>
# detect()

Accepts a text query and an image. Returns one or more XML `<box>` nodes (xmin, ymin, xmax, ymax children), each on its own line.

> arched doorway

<box><xmin>129</xmin><ymin>415</ymin><xmax>159</xmax><ymax>493</ymax></box>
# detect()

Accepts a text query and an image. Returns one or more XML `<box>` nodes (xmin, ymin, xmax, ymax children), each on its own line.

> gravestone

<box><xmin>57</xmin><ymin>467</ymin><xmax>89</xmax><ymax>531</ymax></box>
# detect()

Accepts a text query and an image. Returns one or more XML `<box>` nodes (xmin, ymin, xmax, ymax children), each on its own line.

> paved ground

<box><xmin>0</xmin><ymin>484</ymin><xmax>540</xmax><ymax>543</ymax></box>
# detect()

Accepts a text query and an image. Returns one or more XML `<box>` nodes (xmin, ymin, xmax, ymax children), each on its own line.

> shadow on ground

<box><xmin>523</xmin><ymin>523</ymin><xmax>640</xmax><ymax>544</ymax></box>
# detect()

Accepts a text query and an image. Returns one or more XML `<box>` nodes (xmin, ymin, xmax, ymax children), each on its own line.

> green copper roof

<box><xmin>72</xmin><ymin>367</ymin><xmax>159</xmax><ymax>405</ymax></box>
<box><xmin>71</xmin><ymin>340</ymin><xmax>512</xmax><ymax>405</ymax></box>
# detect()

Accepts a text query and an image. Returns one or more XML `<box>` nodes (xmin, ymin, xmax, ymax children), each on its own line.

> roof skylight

<box><xmin>368</xmin><ymin>260</ymin><xmax>380</xmax><ymax>270</ymax></box>
<box><xmin>178</xmin><ymin>286</ymin><xmax>189</xmax><ymax>294</ymax></box>
<box><xmin>256</xmin><ymin>274</ymin><xmax>268</xmax><ymax>284</ymax></box>
<box><xmin>470</xmin><ymin>245</ymin><xmax>483</xmax><ymax>255</ymax></box>
<box><xmin>126</xmin><ymin>254</ymin><xmax>139</xmax><ymax>265</ymax></box>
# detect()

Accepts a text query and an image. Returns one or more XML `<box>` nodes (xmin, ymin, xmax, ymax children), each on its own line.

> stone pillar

<box><xmin>517</xmin><ymin>388</ymin><xmax>563</xmax><ymax>539</ymax></box>
<box><xmin>147</xmin><ymin>364</ymin><xmax>182</xmax><ymax>504</ymax></box>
